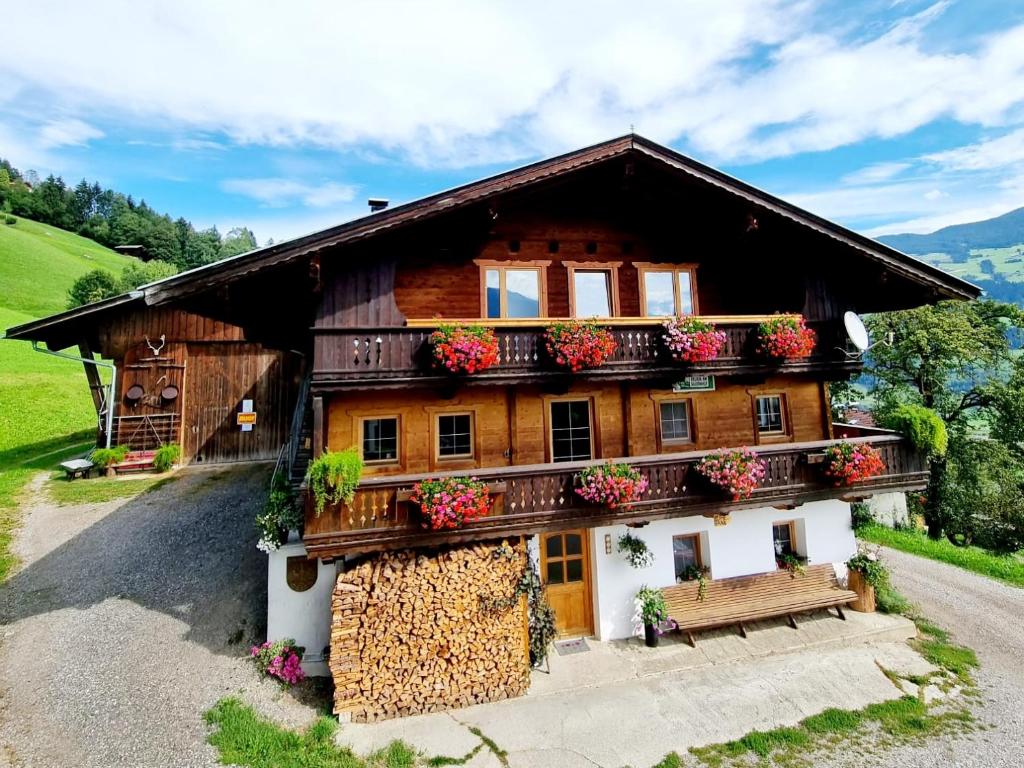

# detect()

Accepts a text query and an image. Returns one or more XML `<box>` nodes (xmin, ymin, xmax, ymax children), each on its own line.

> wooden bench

<box><xmin>662</xmin><ymin>563</ymin><xmax>858</xmax><ymax>647</ymax></box>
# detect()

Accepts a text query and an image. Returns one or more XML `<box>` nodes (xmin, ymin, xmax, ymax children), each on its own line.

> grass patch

<box><xmin>44</xmin><ymin>471</ymin><xmax>177</xmax><ymax>506</ymax></box>
<box><xmin>859</xmin><ymin>522</ymin><xmax>1024</xmax><ymax>588</ymax></box>
<box><xmin>916</xmin><ymin>639</ymin><xmax>978</xmax><ymax>682</ymax></box>
<box><xmin>204</xmin><ymin>697</ymin><xmax>418</xmax><ymax>768</ymax></box>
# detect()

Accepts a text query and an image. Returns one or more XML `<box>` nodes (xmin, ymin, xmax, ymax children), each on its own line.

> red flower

<box><xmin>823</xmin><ymin>442</ymin><xmax>886</xmax><ymax>485</ymax></box>
<box><xmin>430</xmin><ymin>325</ymin><xmax>500</xmax><ymax>375</ymax></box>
<box><xmin>544</xmin><ymin>320</ymin><xmax>617</xmax><ymax>372</ymax></box>
<box><xmin>410</xmin><ymin>476</ymin><xmax>492</xmax><ymax>530</ymax></box>
<box><xmin>757</xmin><ymin>315</ymin><xmax>816</xmax><ymax>359</ymax></box>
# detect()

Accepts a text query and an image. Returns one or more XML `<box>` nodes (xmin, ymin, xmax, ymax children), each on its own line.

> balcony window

<box><xmin>436</xmin><ymin>413</ymin><xmax>473</xmax><ymax>459</ymax></box>
<box><xmin>566</xmin><ymin>261</ymin><xmax>621</xmax><ymax>317</ymax></box>
<box><xmin>673</xmin><ymin>534</ymin><xmax>703</xmax><ymax>581</ymax></box>
<box><xmin>755</xmin><ymin>394</ymin><xmax>786</xmax><ymax>434</ymax></box>
<box><xmin>659</xmin><ymin>400</ymin><xmax>692</xmax><ymax>444</ymax></box>
<box><xmin>773</xmin><ymin>521</ymin><xmax>796</xmax><ymax>557</ymax></box>
<box><xmin>479</xmin><ymin>262</ymin><xmax>549</xmax><ymax>318</ymax></box>
<box><xmin>550</xmin><ymin>399</ymin><xmax>593</xmax><ymax>462</ymax></box>
<box><xmin>361</xmin><ymin>417</ymin><xmax>399</xmax><ymax>463</ymax></box>
<box><xmin>639</xmin><ymin>265</ymin><xmax>698</xmax><ymax>316</ymax></box>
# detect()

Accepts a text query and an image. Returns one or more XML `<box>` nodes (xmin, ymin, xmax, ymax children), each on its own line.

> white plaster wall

<box><xmin>867</xmin><ymin>492</ymin><xmax>910</xmax><ymax>528</ymax></box>
<box><xmin>590</xmin><ymin>500</ymin><xmax>858</xmax><ymax>640</ymax></box>
<box><xmin>267</xmin><ymin>542</ymin><xmax>336</xmax><ymax>676</ymax></box>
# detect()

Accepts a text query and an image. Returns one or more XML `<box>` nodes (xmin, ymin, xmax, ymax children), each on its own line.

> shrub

<box><xmin>2</xmin><ymin>214</ymin><xmax>15</xmax><ymax>225</ymax></box>
<box><xmin>662</xmin><ymin>316</ymin><xmax>727</xmax><ymax>363</ymax></box>
<box><xmin>256</xmin><ymin>471</ymin><xmax>302</xmax><ymax>553</ymax></box>
<box><xmin>847</xmin><ymin>545</ymin><xmax>889</xmax><ymax>590</ymax></box>
<box><xmin>575</xmin><ymin>462</ymin><xmax>649</xmax><ymax>509</ymax></box>
<box><xmin>67</xmin><ymin>268</ymin><xmax>120</xmax><ymax>308</ymax></box>
<box><xmin>636</xmin><ymin>585</ymin><xmax>669</xmax><ymax>627</ymax></box>
<box><xmin>696</xmin><ymin>448</ymin><xmax>766</xmax><ymax>500</ymax></box>
<box><xmin>152</xmin><ymin>443</ymin><xmax>181</xmax><ymax>472</ymax></box>
<box><xmin>850</xmin><ymin>502</ymin><xmax>874</xmax><ymax>531</ymax></box>
<box><xmin>543</xmin><ymin>320</ymin><xmax>617</xmax><ymax>372</ymax></box>
<box><xmin>822</xmin><ymin>441</ymin><xmax>886</xmax><ymax>485</ymax></box>
<box><xmin>617</xmin><ymin>531</ymin><xmax>654</xmax><ymax>568</ymax></box>
<box><xmin>757</xmin><ymin>315</ymin><xmax>816</xmax><ymax>359</ymax></box>
<box><xmin>944</xmin><ymin>439</ymin><xmax>1024</xmax><ymax>554</ymax></box>
<box><xmin>429</xmin><ymin>324</ymin><xmax>500</xmax><ymax>374</ymax></box>
<box><xmin>411</xmin><ymin>476</ymin><xmax>491</xmax><ymax>530</ymax></box>
<box><xmin>90</xmin><ymin>444</ymin><xmax>129</xmax><ymax>468</ymax></box>
<box><xmin>881</xmin><ymin>404</ymin><xmax>948</xmax><ymax>457</ymax></box>
<box><xmin>250</xmin><ymin>639</ymin><xmax>305</xmax><ymax>685</ymax></box>
<box><xmin>117</xmin><ymin>259</ymin><xmax>179</xmax><ymax>293</ymax></box>
<box><xmin>305</xmin><ymin>447</ymin><xmax>363</xmax><ymax>516</ymax></box>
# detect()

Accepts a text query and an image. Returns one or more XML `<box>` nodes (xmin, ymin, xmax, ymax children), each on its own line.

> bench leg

<box><xmin>787</xmin><ymin>614</ymin><xmax>799</xmax><ymax>630</ymax></box>
<box><xmin>835</xmin><ymin>605</ymin><xmax>847</xmax><ymax>621</ymax></box>
<box><xmin>686</xmin><ymin>631</ymin><xmax>696</xmax><ymax>648</ymax></box>
<box><xmin>737</xmin><ymin>621</ymin><xmax>747</xmax><ymax>639</ymax></box>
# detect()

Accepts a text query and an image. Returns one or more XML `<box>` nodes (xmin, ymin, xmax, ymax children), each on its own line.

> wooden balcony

<box><xmin>311</xmin><ymin>317</ymin><xmax>861</xmax><ymax>389</ymax></box>
<box><xmin>303</xmin><ymin>435</ymin><xmax>927</xmax><ymax>558</ymax></box>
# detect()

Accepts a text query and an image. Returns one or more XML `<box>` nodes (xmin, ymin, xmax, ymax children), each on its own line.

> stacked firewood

<box><xmin>330</xmin><ymin>540</ymin><xmax>531</xmax><ymax>722</ymax></box>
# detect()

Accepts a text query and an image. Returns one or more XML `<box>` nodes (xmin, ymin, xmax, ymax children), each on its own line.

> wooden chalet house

<box><xmin>5</xmin><ymin>136</ymin><xmax>977</xmax><ymax>721</ymax></box>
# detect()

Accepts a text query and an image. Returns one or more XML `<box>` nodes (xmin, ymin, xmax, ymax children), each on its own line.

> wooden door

<box><xmin>540</xmin><ymin>529</ymin><xmax>593</xmax><ymax>637</ymax></box>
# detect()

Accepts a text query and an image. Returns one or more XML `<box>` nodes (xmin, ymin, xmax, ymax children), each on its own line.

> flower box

<box><xmin>695</xmin><ymin>448</ymin><xmax>765</xmax><ymax>501</ymax></box>
<box><xmin>662</xmin><ymin>316</ymin><xmax>727</xmax><ymax>363</ymax></box>
<box><xmin>823</xmin><ymin>442</ymin><xmax>885</xmax><ymax>485</ymax></box>
<box><xmin>757</xmin><ymin>315</ymin><xmax>816</xmax><ymax>359</ymax></box>
<box><xmin>429</xmin><ymin>324</ymin><xmax>500</xmax><ymax>374</ymax></box>
<box><xmin>575</xmin><ymin>462</ymin><xmax>649</xmax><ymax>509</ymax></box>
<box><xmin>409</xmin><ymin>476</ymin><xmax>493</xmax><ymax>530</ymax></box>
<box><xmin>544</xmin><ymin>320</ymin><xmax>617</xmax><ymax>372</ymax></box>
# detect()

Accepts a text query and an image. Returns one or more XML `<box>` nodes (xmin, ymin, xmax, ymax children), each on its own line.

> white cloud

<box><xmin>923</xmin><ymin>127</ymin><xmax>1024</xmax><ymax>170</ymax></box>
<box><xmin>221</xmin><ymin>177</ymin><xmax>357</xmax><ymax>208</ymax></box>
<box><xmin>37</xmin><ymin>118</ymin><xmax>103</xmax><ymax>148</ymax></box>
<box><xmin>3</xmin><ymin>0</ymin><xmax>1023</xmax><ymax>168</ymax></box>
<box><xmin>841</xmin><ymin>162</ymin><xmax>911</xmax><ymax>185</ymax></box>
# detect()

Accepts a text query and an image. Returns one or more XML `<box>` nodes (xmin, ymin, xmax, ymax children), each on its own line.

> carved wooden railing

<box><xmin>303</xmin><ymin>435</ymin><xmax>927</xmax><ymax>557</ymax></box>
<box><xmin>311</xmin><ymin>317</ymin><xmax>857</xmax><ymax>386</ymax></box>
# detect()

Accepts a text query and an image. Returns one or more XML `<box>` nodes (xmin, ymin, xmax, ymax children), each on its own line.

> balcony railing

<box><xmin>303</xmin><ymin>435</ymin><xmax>927</xmax><ymax>557</ymax></box>
<box><xmin>311</xmin><ymin>317</ymin><xmax>859</xmax><ymax>388</ymax></box>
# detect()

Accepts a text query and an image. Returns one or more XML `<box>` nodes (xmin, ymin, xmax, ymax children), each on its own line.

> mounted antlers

<box><xmin>145</xmin><ymin>334</ymin><xmax>166</xmax><ymax>357</ymax></box>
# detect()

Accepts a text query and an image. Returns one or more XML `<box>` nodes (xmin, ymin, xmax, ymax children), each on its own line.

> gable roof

<box><xmin>5</xmin><ymin>134</ymin><xmax>979</xmax><ymax>343</ymax></box>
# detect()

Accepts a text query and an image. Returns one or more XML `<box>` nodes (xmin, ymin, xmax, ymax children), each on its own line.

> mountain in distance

<box><xmin>877</xmin><ymin>206</ymin><xmax>1024</xmax><ymax>261</ymax></box>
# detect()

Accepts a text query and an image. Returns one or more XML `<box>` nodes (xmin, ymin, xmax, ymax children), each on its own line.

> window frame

<box><xmin>636</xmin><ymin>262</ymin><xmax>700</xmax><ymax>317</ymax></box>
<box><xmin>672</xmin><ymin>533</ymin><xmax>704</xmax><ymax>581</ymax></box>
<box><xmin>564</xmin><ymin>261</ymin><xmax>622</xmax><ymax>318</ymax></box>
<box><xmin>546</xmin><ymin>396</ymin><xmax>597</xmax><ymax>463</ymax></box>
<box><xmin>358</xmin><ymin>414</ymin><xmax>402</xmax><ymax>466</ymax></box>
<box><xmin>474</xmin><ymin>259</ymin><xmax>551</xmax><ymax>319</ymax></box>
<box><xmin>752</xmin><ymin>393</ymin><xmax>789</xmax><ymax>441</ymax></box>
<box><xmin>772</xmin><ymin>520</ymin><xmax>797</xmax><ymax>560</ymax></box>
<box><xmin>657</xmin><ymin>397</ymin><xmax>695</xmax><ymax>448</ymax></box>
<box><xmin>434</xmin><ymin>411</ymin><xmax>475</xmax><ymax>462</ymax></box>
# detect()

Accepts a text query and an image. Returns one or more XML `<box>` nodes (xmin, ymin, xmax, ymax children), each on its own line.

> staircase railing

<box><xmin>286</xmin><ymin>372</ymin><xmax>312</xmax><ymax>480</ymax></box>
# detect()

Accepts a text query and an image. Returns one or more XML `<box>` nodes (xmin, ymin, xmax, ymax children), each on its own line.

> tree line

<box><xmin>0</xmin><ymin>158</ymin><xmax>259</xmax><ymax>271</ymax></box>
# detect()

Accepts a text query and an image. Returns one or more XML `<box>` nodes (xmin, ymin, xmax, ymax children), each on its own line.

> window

<box><xmin>639</xmin><ymin>266</ymin><xmax>698</xmax><ymax>316</ymax></box>
<box><xmin>478</xmin><ymin>262</ymin><xmax>549</xmax><ymax>318</ymax></box>
<box><xmin>755</xmin><ymin>395</ymin><xmax>785</xmax><ymax>434</ymax></box>
<box><xmin>673</xmin><ymin>534</ymin><xmax>703</xmax><ymax>582</ymax></box>
<box><xmin>550</xmin><ymin>400</ymin><xmax>593</xmax><ymax>462</ymax></box>
<box><xmin>572</xmin><ymin>270</ymin><xmax>612</xmax><ymax>317</ymax></box>
<box><xmin>773</xmin><ymin>522</ymin><xmax>795</xmax><ymax>557</ymax></box>
<box><xmin>659</xmin><ymin>400</ymin><xmax>692</xmax><ymax>444</ymax></box>
<box><xmin>437</xmin><ymin>413</ymin><xmax>473</xmax><ymax>459</ymax></box>
<box><xmin>544</xmin><ymin>531</ymin><xmax>585</xmax><ymax>584</ymax></box>
<box><xmin>361</xmin><ymin>417</ymin><xmax>398</xmax><ymax>463</ymax></box>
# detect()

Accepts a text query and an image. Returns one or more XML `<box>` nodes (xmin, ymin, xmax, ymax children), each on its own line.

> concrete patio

<box><xmin>337</xmin><ymin>611</ymin><xmax>925</xmax><ymax>767</ymax></box>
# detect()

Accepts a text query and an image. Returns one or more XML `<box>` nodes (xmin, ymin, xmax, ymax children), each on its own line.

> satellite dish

<box><xmin>844</xmin><ymin>311</ymin><xmax>870</xmax><ymax>352</ymax></box>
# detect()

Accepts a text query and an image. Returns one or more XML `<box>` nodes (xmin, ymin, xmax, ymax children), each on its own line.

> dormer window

<box><xmin>638</xmin><ymin>264</ymin><xmax>699</xmax><ymax>316</ymax></box>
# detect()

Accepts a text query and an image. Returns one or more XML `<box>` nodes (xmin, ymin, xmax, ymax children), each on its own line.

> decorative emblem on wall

<box><xmin>145</xmin><ymin>334</ymin><xmax>167</xmax><ymax>357</ymax></box>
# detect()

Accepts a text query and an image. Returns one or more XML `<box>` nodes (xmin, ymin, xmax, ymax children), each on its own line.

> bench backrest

<box><xmin>663</xmin><ymin>563</ymin><xmax>841</xmax><ymax>610</ymax></box>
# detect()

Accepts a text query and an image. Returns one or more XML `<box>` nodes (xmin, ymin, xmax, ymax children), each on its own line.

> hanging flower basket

<box><xmin>410</xmin><ymin>476</ymin><xmax>492</xmax><ymax>530</ymax></box>
<box><xmin>823</xmin><ymin>442</ymin><xmax>886</xmax><ymax>485</ymax></box>
<box><xmin>695</xmin><ymin>448</ymin><xmax>766</xmax><ymax>501</ymax></box>
<box><xmin>757</xmin><ymin>315</ymin><xmax>816</xmax><ymax>359</ymax></box>
<box><xmin>429</xmin><ymin>324</ymin><xmax>500</xmax><ymax>374</ymax></box>
<box><xmin>575</xmin><ymin>462</ymin><xmax>649</xmax><ymax>509</ymax></box>
<box><xmin>662</xmin><ymin>316</ymin><xmax>727</xmax><ymax>363</ymax></box>
<box><xmin>544</xmin><ymin>320</ymin><xmax>617</xmax><ymax>372</ymax></box>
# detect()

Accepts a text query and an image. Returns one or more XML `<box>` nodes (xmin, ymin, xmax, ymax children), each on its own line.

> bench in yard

<box><xmin>662</xmin><ymin>563</ymin><xmax>858</xmax><ymax>647</ymax></box>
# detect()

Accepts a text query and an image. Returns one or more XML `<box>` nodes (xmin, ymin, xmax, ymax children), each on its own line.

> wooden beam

<box><xmin>312</xmin><ymin>395</ymin><xmax>324</xmax><ymax>460</ymax></box>
<box><xmin>77</xmin><ymin>341</ymin><xmax>104</xmax><ymax>416</ymax></box>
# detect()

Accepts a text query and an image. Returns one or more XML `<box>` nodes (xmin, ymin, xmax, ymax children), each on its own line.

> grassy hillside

<box><xmin>0</xmin><ymin>215</ymin><xmax>136</xmax><ymax>578</ymax></box>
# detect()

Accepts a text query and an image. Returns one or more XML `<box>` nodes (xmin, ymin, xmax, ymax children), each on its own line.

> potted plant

<box><xmin>695</xmin><ymin>448</ymin><xmax>766</xmax><ymax>501</ymax></box>
<box><xmin>823</xmin><ymin>441</ymin><xmax>886</xmax><ymax>485</ymax></box>
<box><xmin>757</xmin><ymin>315</ymin><xmax>816</xmax><ymax>359</ymax></box>
<box><xmin>153</xmin><ymin>443</ymin><xmax>181</xmax><ymax>473</ymax></box>
<box><xmin>846</xmin><ymin>546</ymin><xmax>886</xmax><ymax>612</ymax></box>
<box><xmin>677</xmin><ymin>564</ymin><xmax>709</xmax><ymax>601</ymax></box>
<box><xmin>306</xmin><ymin>447</ymin><xmax>363</xmax><ymax>516</ymax></box>
<box><xmin>543</xmin><ymin>320</ymin><xmax>617</xmax><ymax>372</ymax></box>
<box><xmin>250</xmin><ymin>638</ymin><xmax>305</xmax><ymax>685</ymax></box>
<box><xmin>617</xmin><ymin>531</ymin><xmax>654</xmax><ymax>568</ymax></box>
<box><xmin>575</xmin><ymin>462</ymin><xmax>649</xmax><ymax>509</ymax></box>
<box><xmin>90</xmin><ymin>445</ymin><xmax>129</xmax><ymax>477</ymax></box>
<box><xmin>256</xmin><ymin>471</ymin><xmax>303</xmax><ymax>553</ymax></box>
<box><xmin>636</xmin><ymin>586</ymin><xmax>670</xmax><ymax>648</ymax></box>
<box><xmin>662</xmin><ymin>316</ymin><xmax>727</xmax><ymax>363</ymax></box>
<box><xmin>429</xmin><ymin>324</ymin><xmax>500</xmax><ymax>374</ymax></box>
<box><xmin>776</xmin><ymin>552</ymin><xmax>806</xmax><ymax>577</ymax></box>
<box><xmin>410</xmin><ymin>476</ymin><xmax>492</xmax><ymax>530</ymax></box>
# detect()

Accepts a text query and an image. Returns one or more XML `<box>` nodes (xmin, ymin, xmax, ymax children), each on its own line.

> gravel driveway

<box><xmin>815</xmin><ymin>546</ymin><xmax>1024</xmax><ymax>768</ymax></box>
<box><xmin>0</xmin><ymin>466</ymin><xmax>320</xmax><ymax>768</ymax></box>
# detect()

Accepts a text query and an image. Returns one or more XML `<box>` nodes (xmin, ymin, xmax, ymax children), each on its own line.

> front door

<box><xmin>540</xmin><ymin>529</ymin><xmax>593</xmax><ymax>637</ymax></box>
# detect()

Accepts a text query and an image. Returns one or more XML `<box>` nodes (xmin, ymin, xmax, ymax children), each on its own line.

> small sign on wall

<box><xmin>672</xmin><ymin>375</ymin><xmax>716</xmax><ymax>393</ymax></box>
<box><xmin>237</xmin><ymin>399</ymin><xmax>257</xmax><ymax>431</ymax></box>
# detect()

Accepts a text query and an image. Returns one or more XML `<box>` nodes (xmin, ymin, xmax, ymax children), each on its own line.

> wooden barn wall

<box><xmin>184</xmin><ymin>343</ymin><xmax>302</xmax><ymax>464</ymax></box>
<box><xmin>326</xmin><ymin>376</ymin><xmax>829</xmax><ymax>477</ymax></box>
<box><xmin>98</xmin><ymin>307</ymin><xmax>246</xmax><ymax>361</ymax></box>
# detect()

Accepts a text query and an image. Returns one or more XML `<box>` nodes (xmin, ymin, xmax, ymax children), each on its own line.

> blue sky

<box><xmin>3</xmin><ymin>0</ymin><xmax>1024</xmax><ymax>245</ymax></box>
